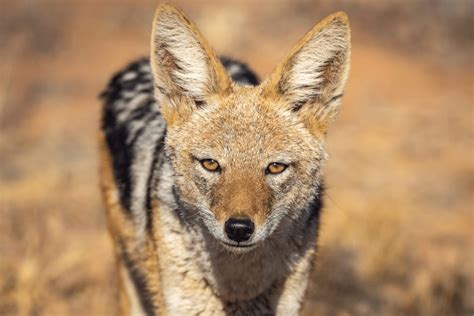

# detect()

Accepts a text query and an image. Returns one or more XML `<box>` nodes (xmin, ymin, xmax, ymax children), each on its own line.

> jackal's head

<box><xmin>150</xmin><ymin>5</ymin><xmax>350</xmax><ymax>253</ymax></box>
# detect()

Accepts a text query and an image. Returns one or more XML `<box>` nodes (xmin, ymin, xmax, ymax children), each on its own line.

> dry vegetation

<box><xmin>1</xmin><ymin>0</ymin><xmax>473</xmax><ymax>315</ymax></box>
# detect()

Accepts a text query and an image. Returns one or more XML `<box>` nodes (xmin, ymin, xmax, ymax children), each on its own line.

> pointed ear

<box><xmin>150</xmin><ymin>4</ymin><xmax>231</xmax><ymax>125</ymax></box>
<box><xmin>263</xmin><ymin>12</ymin><xmax>351</xmax><ymax>136</ymax></box>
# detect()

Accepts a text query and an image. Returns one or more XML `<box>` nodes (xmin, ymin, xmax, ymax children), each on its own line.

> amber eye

<box><xmin>200</xmin><ymin>159</ymin><xmax>220</xmax><ymax>172</ymax></box>
<box><xmin>266</xmin><ymin>162</ymin><xmax>288</xmax><ymax>175</ymax></box>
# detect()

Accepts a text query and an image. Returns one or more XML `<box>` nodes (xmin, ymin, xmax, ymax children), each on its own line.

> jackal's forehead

<box><xmin>172</xmin><ymin>88</ymin><xmax>322</xmax><ymax>164</ymax></box>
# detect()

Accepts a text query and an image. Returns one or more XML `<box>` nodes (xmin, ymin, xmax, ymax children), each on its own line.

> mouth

<box><xmin>223</xmin><ymin>241</ymin><xmax>255</xmax><ymax>248</ymax></box>
<box><xmin>221</xmin><ymin>241</ymin><xmax>257</xmax><ymax>251</ymax></box>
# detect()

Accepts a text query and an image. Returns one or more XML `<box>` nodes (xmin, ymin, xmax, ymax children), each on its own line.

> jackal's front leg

<box><xmin>276</xmin><ymin>246</ymin><xmax>316</xmax><ymax>315</ymax></box>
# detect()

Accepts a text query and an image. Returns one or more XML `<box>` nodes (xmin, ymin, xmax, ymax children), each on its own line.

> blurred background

<box><xmin>0</xmin><ymin>0</ymin><xmax>473</xmax><ymax>315</ymax></box>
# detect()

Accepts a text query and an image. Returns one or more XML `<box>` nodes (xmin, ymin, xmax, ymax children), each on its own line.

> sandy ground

<box><xmin>0</xmin><ymin>1</ymin><xmax>473</xmax><ymax>315</ymax></box>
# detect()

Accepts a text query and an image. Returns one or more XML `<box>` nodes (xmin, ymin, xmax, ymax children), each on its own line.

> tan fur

<box><xmin>99</xmin><ymin>134</ymin><xmax>134</xmax><ymax>315</ymax></box>
<box><xmin>99</xmin><ymin>134</ymin><xmax>164</xmax><ymax>314</ymax></box>
<box><xmin>100</xmin><ymin>4</ymin><xmax>351</xmax><ymax>315</ymax></box>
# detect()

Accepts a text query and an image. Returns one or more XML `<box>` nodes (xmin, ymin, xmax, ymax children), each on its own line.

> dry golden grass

<box><xmin>1</xmin><ymin>1</ymin><xmax>473</xmax><ymax>315</ymax></box>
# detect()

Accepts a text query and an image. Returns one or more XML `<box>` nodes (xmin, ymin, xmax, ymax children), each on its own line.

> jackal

<box><xmin>99</xmin><ymin>4</ymin><xmax>350</xmax><ymax>315</ymax></box>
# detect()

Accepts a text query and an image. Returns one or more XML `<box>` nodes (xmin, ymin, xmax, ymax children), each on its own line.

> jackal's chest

<box><xmin>155</xmin><ymin>213</ymin><xmax>224</xmax><ymax>314</ymax></box>
<box><xmin>155</xmin><ymin>205</ymin><xmax>288</xmax><ymax>315</ymax></box>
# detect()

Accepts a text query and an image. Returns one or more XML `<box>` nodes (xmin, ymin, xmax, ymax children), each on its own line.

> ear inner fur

<box><xmin>262</xmin><ymin>12</ymin><xmax>351</xmax><ymax>136</ymax></box>
<box><xmin>150</xmin><ymin>4</ymin><xmax>231</xmax><ymax>125</ymax></box>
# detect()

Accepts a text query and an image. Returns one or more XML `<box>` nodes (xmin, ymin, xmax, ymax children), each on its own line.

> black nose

<box><xmin>224</xmin><ymin>217</ymin><xmax>255</xmax><ymax>242</ymax></box>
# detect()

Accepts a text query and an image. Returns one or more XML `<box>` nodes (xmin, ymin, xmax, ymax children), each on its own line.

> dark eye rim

<box><xmin>199</xmin><ymin>158</ymin><xmax>221</xmax><ymax>172</ymax></box>
<box><xmin>266</xmin><ymin>162</ymin><xmax>289</xmax><ymax>175</ymax></box>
